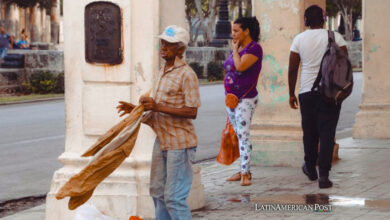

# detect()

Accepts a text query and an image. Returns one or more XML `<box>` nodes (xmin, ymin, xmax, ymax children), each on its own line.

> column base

<box><xmin>250</xmin><ymin>123</ymin><xmax>340</xmax><ymax>167</ymax></box>
<box><xmin>251</xmin><ymin>123</ymin><xmax>304</xmax><ymax>167</ymax></box>
<box><xmin>353</xmin><ymin>104</ymin><xmax>390</xmax><ymax>139</ymax></box>
<box><xmin>45</xmin><ymin>152</ymin><xmax>204</xmax><ymax>220</ymax></box>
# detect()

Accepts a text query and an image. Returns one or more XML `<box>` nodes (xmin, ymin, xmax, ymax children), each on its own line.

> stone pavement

<box><xmin>2</xmin><ymin>137</ymin><xmax>390</xmax><ymax>220</ymax></box>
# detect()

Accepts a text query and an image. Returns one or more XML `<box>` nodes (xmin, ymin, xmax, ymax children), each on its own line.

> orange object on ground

<box><xmin>55</xmin><ymin>105</ymin><xmax>145</xmax><ymax>210</ymax></box>
<box><xmin>129</xmin><ymin>216</ymin><xmax>144</xmax><ymax>220</ymax></box>
<box><xmin>216</xmin><ymin>118</ymin><xmax>240</xmax><ymax>165</ymax></box>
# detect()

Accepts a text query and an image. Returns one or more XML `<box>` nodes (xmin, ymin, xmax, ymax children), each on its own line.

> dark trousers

<box><xmin>299</xmin><ymin>91</ymin><xmax>341</xmax><ymax>177</ymax></box>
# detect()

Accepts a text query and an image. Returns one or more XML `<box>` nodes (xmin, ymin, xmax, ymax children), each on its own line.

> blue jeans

<box><xmin>149</xmin><ymin>139</ymin><xmax>196</xmax><ymax>220</ymax></box>
<box><xmin>0</xmin><ymin>47</ymin><xmax>8</xmax><ymax>59</ymax></box>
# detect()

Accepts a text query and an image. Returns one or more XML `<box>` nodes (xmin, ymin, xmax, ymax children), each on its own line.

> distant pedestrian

<box><xmin>353</xmin><ymin>25</ymin><xmax>361</xmax><ymax>41</ymax></box>
<box><xmin>0</xmin><ymin>26</ymin><xmax>10</xmax><ymax>58</ymax></box>
<box><xmin>288</xmin><ymin>5</ymin><xmax>348</xmax><ymax>188</ymax></box>
<box><xmin>16</xmin><ymin>34</ymin><xmax>30</xmax><ymax>49</ymax></box>
<box><xmin>224</xmin><ymin>16</ymin><xmax>263</xmax><ymax>186</ymax></box>
<box><xmin>117</xmin><ymin>25</ymin><xmax>200</xmax><ymax>219</ymax></box>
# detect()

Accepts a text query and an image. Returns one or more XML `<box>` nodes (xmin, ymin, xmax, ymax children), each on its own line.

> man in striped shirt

<box><xmin>118</xmin><ymin>25</ymin><xmax>200</xmax><ymax>219</ymax></box>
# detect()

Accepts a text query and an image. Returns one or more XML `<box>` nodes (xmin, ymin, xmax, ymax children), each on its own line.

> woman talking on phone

<box><xmin>224</xmin><ymin>16</ymin><xmax>263</xmax><ymax>186</ymax></box>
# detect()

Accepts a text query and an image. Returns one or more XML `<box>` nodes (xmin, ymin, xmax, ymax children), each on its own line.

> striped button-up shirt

<box><xmin>149</xmin><ymin>57</ymin><xmax>201</xmax><ymax>150</ymax></box>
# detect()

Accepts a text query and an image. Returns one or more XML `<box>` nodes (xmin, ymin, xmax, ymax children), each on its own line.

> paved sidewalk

<box><xmin>2</xmin><ymin>137</ymin><xmax>390</xmax><ymax>220</ymax></box>
<box><xmin>192</xmin><ymin>137</ymin><xmax>390</xmax><ymax>219</ymax></box>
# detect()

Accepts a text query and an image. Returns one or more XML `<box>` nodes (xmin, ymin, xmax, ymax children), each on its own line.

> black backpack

<box><xmin>312</xmin><ymin>31</ymin><xmax>353</xmax><ymax>105</ymax></box>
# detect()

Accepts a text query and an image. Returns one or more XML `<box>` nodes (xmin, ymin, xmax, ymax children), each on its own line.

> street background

<box><xmin>0</xmin><ymin>72</ymin><xmax>362</xmax><ymax>203</ymax></box>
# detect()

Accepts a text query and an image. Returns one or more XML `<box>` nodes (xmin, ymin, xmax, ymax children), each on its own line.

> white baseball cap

<box><xmin>158</xmin><ymin>25</ymin><xmax>190</xmax><ymax>46</ymax></box>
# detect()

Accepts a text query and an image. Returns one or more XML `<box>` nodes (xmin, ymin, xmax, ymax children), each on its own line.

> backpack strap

<box><xmin>311</xmin><ymin>31</ymin><xmax>333</xmax><ymax>92</ymax></box>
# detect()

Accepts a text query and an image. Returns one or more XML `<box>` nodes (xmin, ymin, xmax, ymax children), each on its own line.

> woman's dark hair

<box><xmin>304</xmin><ymin>5</ymin><xmax>324</xmax><ymax>27</ymax></box>
<box><xmin>234</xmin><ymin>16</ymin><xmax>260</xmax><ymax>42</ymax></box>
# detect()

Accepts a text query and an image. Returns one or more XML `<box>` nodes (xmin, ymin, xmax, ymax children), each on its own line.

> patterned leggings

<box><xmin>226</xmin><ymin>96</ymin><xmax>258</xmax><ymax>174</ymax></box>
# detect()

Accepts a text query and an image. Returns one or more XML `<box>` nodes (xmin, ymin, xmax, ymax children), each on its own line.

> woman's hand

<box><xmin>116</xmin><ymin>101</ymin><xmax>135</xmax><ymax>117</ymax></box>
<box><xmin>232</xmin><ymin>40</ymin><xmax>239</xmax><ymax>52</ymax></box>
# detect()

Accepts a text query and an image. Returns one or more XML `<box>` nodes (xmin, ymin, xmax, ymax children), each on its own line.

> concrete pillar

<box><xmin>1</xmin><ymin>4</ymin><xmax>6</xmax><ymax>24</ymax></box>
<box><xmin>44</xmin><ymin>14</ymin><xmax>51</xmax><ymax>43</ymax></box>
<box><xmin>353</xmin><ymin>0</ymin><xmax>390</xmax><ymax>139</ymax></box>
<box><xmin>6</xmin><ymin>4</ymin><xmax>19</xmax><ymax>37</ymax></box>
<box><xmin>18</xmin><ymin>7</ymin><xmax>25</xmax><ymax>40</ymax></box>
<box><xmin>51</xmin><ymin>0</ymin><xmax>60</xmax><ymax>44</ymax></box>
<box><xmin>251</xmin><ymin>0</ymin><xmax>325</xmax><ymax>167</ymax></box>
<box><xmin>30</xmin><ymin>5</ymin><xmax>41</xmax><ymax>42</ymax></box>
<box><xmin>45</xmin><ymin>1</ymin><xmax>204</xmax><ymax>219</ymax></box>
<box><xmin>40</xmin><ymin>8</ymin><xmax>48</xmax><ymax>42</ymax></box>
<box><xmin>24</xmin><ymin>8</ymin><xmax>32</xmax><ymax>42</ymax></box>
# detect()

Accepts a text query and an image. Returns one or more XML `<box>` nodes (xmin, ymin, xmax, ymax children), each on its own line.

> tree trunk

<box><xmin>193</xmin><ymin>20</ymin><xmax>201</xmax><ymax>44</ymax></box>
<box><xmin>194</xmin><ymin>0</ymin><xmax>209</xmax><ymax>44</ymax></box>
<box><xmin>206</xmin><ymin>0</ymin><xmax>217</xmax><ymax>42</ymax></box>
<box><xmin>340</xmin><ymin>8</ymin><xmax>353</xmax><ymax>41</ymax></box>
<box><xmin>336</xmin><ymin>1</ymin><xmax>354</xmax><ymax>41</ymax></box>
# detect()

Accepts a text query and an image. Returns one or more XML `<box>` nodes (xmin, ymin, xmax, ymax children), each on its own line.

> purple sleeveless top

<box><xmin>224</xmin><ymin>41</ymin><xmax>263</xmax><ymax>98</ymax></box>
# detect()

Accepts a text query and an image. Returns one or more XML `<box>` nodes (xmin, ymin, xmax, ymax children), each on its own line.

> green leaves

<box><xmin>23</xmin><ymin>71</ymin><xmax>64</xmax><ymax>94</ymax></box>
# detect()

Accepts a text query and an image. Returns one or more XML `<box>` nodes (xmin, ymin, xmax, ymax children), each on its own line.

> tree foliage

<box><xmin>327</xmin><ymin>0</ymin><xmax>362</xmax><ymax>40</ymax></box>
<box><xmin>185</xmin><ymin>0</ymin><xmax>217</xmax><ymax>46</ymax></box>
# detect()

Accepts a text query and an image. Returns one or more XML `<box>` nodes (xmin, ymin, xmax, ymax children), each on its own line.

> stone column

<box><xmin>44</xmin><ymin>14</ymin><xmax>51</xmax><ymax>43</ymax></box>
<box><xmin>251</xmin><ymin>0</ymin><xmax>325</xmax><ymax>167</ymax></box>
<box><xmin>18</xmin><ymin>7</ymin><xmax>25</xmax><ymax>40</ymax></box>
<box><xmin>1</xmin><ymin>4</ymin><xmax>6</xmax><ymax>24</ymax></box>
<box><xmin>6</xmin><ymin>4</ymin><xmax>19</xmax><ymax>37</ymax></box>
<box><xmin>30</xmin><ymin>5</ymin><xmax>41</xmax><ymax>42</ymax></box>
<box><xmin>50</xmin><ymin>0</ymin><xmax>60</xmax><ymax>44</ymax></box>
<box><xmin>353</xmin><ymin>0</ymin><xmax>390</xmax><ymax>139</ymax></box>
<box><xmin>40</xmin><ymin>8</ymin><xmax>48</xmax><ymax>43</ymax></box>
<box><xmin>45</xmin><ymin>1</ymin><xmax>204</xmax><ymax>220</ymax></box>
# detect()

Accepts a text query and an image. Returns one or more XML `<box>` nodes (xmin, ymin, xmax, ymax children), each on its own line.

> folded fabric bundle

<box><xmin>56</xmin><ymin>105</ymin><xmax>145</xmax><ymax>210</ymax></box>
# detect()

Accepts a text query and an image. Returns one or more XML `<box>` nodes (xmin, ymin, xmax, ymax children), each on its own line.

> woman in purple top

<box><xmin>225</xmin><ymin>16</ymin><xmax>263</xmax><ymax>186</ymax></box>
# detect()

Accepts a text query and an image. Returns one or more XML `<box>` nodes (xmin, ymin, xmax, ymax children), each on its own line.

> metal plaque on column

<box><xmin>85</xmin><ymin>2</ymin><xmax>122</xmax><ymax>65</ymax></box>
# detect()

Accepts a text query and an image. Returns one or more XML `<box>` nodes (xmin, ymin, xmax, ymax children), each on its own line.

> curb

<box><xmin>0</xmin><ymin>97</ymin><xmax>64</xmax><ymax>106</ymax></box>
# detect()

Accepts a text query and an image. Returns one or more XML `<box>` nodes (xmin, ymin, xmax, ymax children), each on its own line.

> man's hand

<box><xmin>289</xmin><ymin>95</ymin><xmax>298</xmax><ymax>109</ymax></box>
<box><xmin>116</xmin><ymin>101</ymin><xmax>135</xmax><ymax>117</ymax></box>
<box><xmin>140</xmin><ymin>97</ymin><xmax>158</xmax><ymax>111</ymax></box>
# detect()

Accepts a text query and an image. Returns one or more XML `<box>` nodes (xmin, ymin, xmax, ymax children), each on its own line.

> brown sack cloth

<box><xmin>216</xmin><ymin>118</ymin><xmax>240</xmax><ymax>165</ymax></box>
<box><xmin>55</xmin><ymin>105</ymin><xmax>145</xmax><ymax>210</ymax></box>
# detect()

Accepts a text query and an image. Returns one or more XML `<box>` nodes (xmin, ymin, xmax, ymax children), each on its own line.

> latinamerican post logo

<box><xmin>255</xmin><ymin>204</ymin><xmax>332</xmax><ymax>213</ymax></box>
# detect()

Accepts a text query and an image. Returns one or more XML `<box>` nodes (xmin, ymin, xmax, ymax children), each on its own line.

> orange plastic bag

<box><xmin>217</xmin><ymin>119</ymin><xmax>240</xmax><ymax>165</ymax></box>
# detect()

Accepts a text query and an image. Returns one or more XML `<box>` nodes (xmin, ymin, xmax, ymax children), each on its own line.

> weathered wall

<box><xmin>251</xmin><ymin>0</ymin><xmax>325</xmax><ymax>167</ymax></box>
<box><xmin>9</xmin><ymin>49</ymin><xmax>64</xmax><ymax>74</ymax></box>
<box><xmin>353</xmin><ymin>0</ymin><xmax>390</xmax><ymax>138</ymax></box>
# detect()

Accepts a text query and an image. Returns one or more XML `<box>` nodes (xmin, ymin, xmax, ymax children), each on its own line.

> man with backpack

<box><xmin>288</xmin><ymin>5</ymin><xmax>351</xmax><ymax>188</ymax></box>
